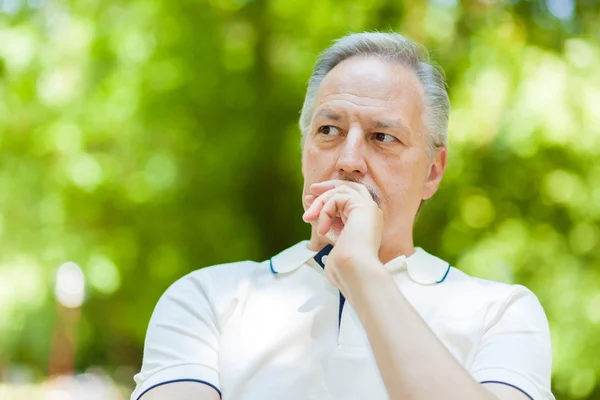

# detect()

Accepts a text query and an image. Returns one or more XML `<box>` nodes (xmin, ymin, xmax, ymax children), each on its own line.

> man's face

<box><xmin>301</xmin><ymin>56</ymin><xmax>446</xmax><ymax>247</ymax></box>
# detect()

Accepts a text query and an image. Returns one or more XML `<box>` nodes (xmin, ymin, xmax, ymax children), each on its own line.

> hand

<box><xmin>302</xmin><ymin>180</ymin><xmax>384</xmax><ymax>292</ymax></box>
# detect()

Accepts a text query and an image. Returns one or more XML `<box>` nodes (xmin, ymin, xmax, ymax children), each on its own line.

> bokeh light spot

<box><xmin>542</xmin><ymin>169</ymin><xmax>583</xmax><ymax>206</ymax></box>
<box><xmin>67</xmin><ymin>153</ymin><xmax>104</xmax><ymax>192</ymax></box>
<box><xmin>55</xmin><ymin>262</ymin><xmax>85</xmax><ymax>308</ymax></box>
<box><xmin>87</xmin><ymin>255</ymin><xmax>121</xmax><ymax>295</ymax></box>
<box><xmin>568</xmin><ymin>223</ymin><xmax>598</xmax><ymax>254</ymax></box>
<box><xmin>461</xmin><ymin>195</ymin><xmax>496</xmax><ymax>229</ymax></box>
<box><xmin>586</xmin><ymin>293</ymin><xmax>600</xmax><ymax>324</ymax></box>
<box><xmin>144</xmin><ymin>153</ymin><xmax>177</xmax><ymax>191</ymax></box>
<box><xmin>547</xmin><ymin>0</ymin><xmax>574</xmax><ymax>21</ymax></box>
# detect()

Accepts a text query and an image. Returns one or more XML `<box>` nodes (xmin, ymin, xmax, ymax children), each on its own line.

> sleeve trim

<box><xmin>136</xmin><ymin>378</ymin><xmax>221</xmax><ymax>400</ymax></box>
<box><xmin>481</xmin><ymin>380</ymin><xmax>533</xmax><ymax>400</ymax></box>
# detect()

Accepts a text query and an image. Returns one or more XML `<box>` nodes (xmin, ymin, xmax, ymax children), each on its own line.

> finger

<box><xmin>304</xmin><ymin>194</ymin><xmax>316</xmax><ymax>208</ymax></box>
<box><xmin>303</xmin><ymin>185</ymin><xmax>355</xmax><ymax>222</ymax></box>
<box><xmin>353</xmin><ymin>182</ymin><xmax>372</xmax><ymax>199</ymax></box>
<box><xmin>310</xmin><ymin>180</ymin><xmax>368</xmax><ymax>198</ymax></box>
<box><xmin>310</xmin><ymin>180</ymin><xmax>358</xmax><ymax>196</ymax></box>
<box><xmin>338</xmin><ymin>181</ymin><xmax>374</xmax><ymax>204</ymax></box>
<box><xmin>309</xmin><ymin>180</ymin><xmax>337</xmax><ymax>195</ymax></box>
<box><xmin>317</xmin><ymin>194</ymin><xmax>352</xmax><ymax>236</ymax></box>
<box><xmin>302</xmin><ymin>189</ymin><xmax>338</xmax><ymax>222</ymax></box>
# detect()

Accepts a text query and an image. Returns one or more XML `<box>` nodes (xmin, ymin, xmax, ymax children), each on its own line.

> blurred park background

<box><xmin>1</xmin><ymin>0</ymin><xmax>600</xmax><ymax>398</ymax></box>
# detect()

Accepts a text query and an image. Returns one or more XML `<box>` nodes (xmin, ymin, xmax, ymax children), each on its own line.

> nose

<box><xmin>335</xmin><ymin>126</ymin><xmax>368</xmax><ymax>177</ymax></box>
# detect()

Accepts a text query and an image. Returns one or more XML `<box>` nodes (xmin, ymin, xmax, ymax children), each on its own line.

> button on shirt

<box><xmin>132</xmin><ymin>241</ymin><xmax>554</xmax><ymax>400</ymax></box>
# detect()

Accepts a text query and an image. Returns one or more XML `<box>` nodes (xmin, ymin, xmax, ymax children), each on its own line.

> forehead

<box><xmin>314</xmin><ymin>56</ymin><xmax>426</xmax><ymax>128</ymax></box>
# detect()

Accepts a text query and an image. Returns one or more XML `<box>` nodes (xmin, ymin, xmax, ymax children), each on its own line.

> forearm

<box><xmin>347</xmin><ymin>264</ymin><xmax>497</xmax><ymax>400</ymax></box>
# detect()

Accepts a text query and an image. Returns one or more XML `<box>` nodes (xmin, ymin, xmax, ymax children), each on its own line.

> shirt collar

<box><xmin>270</xmin><ymin>241</ymin><xmax>451</xmax><ymax>285</ymax></box>
<box><xmin>269</xmin><ymin>240</ymin><xmax>317</xmax><ymax>274</ymax></box>
<box><xmin>384</xmin><ymin>248</ymin><xmax>451</xmax><ymax>285</ymax></box>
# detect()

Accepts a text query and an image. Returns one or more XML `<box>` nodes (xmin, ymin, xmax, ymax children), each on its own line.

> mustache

<box><xmin>339</xmin><ymin>177</ymin><xmax>381</xmax><ymax>207</ymax></box>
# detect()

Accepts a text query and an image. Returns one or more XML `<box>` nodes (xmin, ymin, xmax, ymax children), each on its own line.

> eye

<box><xmin>317</xmin><ymin>125</ymin><xmax>341</xmax><ymax>136</ymax></box>
<box><xmin>373</xmin><ymin>133</ymin><xmax>397</xmax><ymax>143</ymax></box>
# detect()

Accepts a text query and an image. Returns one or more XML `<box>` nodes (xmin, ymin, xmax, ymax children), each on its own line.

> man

<box><xmin>131</xmin><ymin>32</ymin><xmax>554</xmax><ymax>400</ymax></box>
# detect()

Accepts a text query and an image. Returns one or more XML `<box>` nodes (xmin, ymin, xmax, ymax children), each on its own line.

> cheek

<box><xmin>302</xmin><ymin>144</ymin><xmax>331</xmax><ymax>177</ymax></box>
<box><xmin>380</xmin><ymin>154</ymin><xmax>428</xmax><ymax>203</ymax></box>
<box><xmin>301</xmin><ymin>145</ymin><xmax>322</xmax><ymax>196</ymax></box>
<box><xmin>384</xmin><ymin>180</ymin><xmax>411</xmax><ymax>206</ymax></box>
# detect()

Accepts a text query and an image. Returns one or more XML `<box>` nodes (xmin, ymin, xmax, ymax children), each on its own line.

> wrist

<box><xmin>340</xmin><ymin>256</ymin><xmax>390</xmax><ymax>304</ymax></box>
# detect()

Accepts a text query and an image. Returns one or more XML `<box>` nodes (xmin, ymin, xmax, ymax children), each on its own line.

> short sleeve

<box><xmin>470</xmin><ymin>286</ymin><xmax>555</xmax><ymax>400</ymax></box>
<box><xmin>131</xmin><ymin>271</ymin><xmax>221</xmax><ymax>400</ymax></box>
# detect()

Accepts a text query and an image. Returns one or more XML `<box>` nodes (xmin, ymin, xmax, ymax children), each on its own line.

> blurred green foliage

<box><xmin>1</xmin><ymin>0</ymin><xmax>600</xmax><ymax>398</ymax></box>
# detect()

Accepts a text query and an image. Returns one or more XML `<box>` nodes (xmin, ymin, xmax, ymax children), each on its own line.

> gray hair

<box><xmin>299</xmin><ymin>32</ymin><xmax>450</xmax><ymax>155</ymax></box>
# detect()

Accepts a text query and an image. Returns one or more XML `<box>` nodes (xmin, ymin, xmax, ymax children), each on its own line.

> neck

<box><xmin>307</xmin><ymin>227</ymin><xmax>415</xmax><ymax>264</ymax></box>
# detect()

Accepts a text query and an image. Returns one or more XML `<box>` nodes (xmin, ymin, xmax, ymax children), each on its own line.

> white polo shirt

<box><xmin>131</xmin><ymin>241</ymin><xmax>554</xmax><ymax>400</ymax></box>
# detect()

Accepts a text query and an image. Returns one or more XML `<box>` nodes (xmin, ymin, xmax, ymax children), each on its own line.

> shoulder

<box><xmin>163</xmin><ymin>259</ymin><xmax>269</xmax><ymax>303</ymax></box>
<box><xmin>443</xmin><ymin>268</ymin><xmax>547</xmax><ymax>328</ymax></box>
<box><xmin>146</xmin><ymin>259</ymin><xmax>271</xmax><ymax>333</ymax></box>
<box><xmin>445</xmin><ymin>266</ymin><xmax>536</xmax><ymax>299</ymax></box>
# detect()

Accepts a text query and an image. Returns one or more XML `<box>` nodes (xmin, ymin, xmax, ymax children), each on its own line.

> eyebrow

<box><xmin>373</xmin><ymin>118</ymin><xmax>411</xmax><ymax>136</ymax></box>
<box><xmin>313</xmin><ymin>109</ymin><xmax>342</xmax><ymax>121</ymax></box>
<box><xmin>313</xmin><ymin>109</ymin><xmax>410</xmax><ymax>135</ymax></box>
<box><xmin>374</xmin><ymin>119</ymin><xmax>404</xmax><ymax>129</ymax></box>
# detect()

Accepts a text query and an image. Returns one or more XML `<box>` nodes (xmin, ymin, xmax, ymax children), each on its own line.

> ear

<box><xmin>422</xmin><ymin>147</ymin><xmax>447</xmax><ymax>200</ymax></box>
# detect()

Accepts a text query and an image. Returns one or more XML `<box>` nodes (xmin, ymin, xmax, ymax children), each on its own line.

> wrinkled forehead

<box><xmin>314</xmin><ymin>56</ymin><xmax>426</xmax><ymax>129</ymax></box>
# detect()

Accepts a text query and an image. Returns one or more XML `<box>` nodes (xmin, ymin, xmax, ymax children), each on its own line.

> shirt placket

<box><xmin>313</xmin><ymin>248</ymin><xmax>410</xmax><ymax>346</ymax></box>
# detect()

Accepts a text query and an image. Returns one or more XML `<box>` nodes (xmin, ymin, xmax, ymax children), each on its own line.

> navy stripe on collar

<box><xmin>436</xmin><ymin>264</ymin><xmax>451</xmax><ymax>283</ymax></box>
